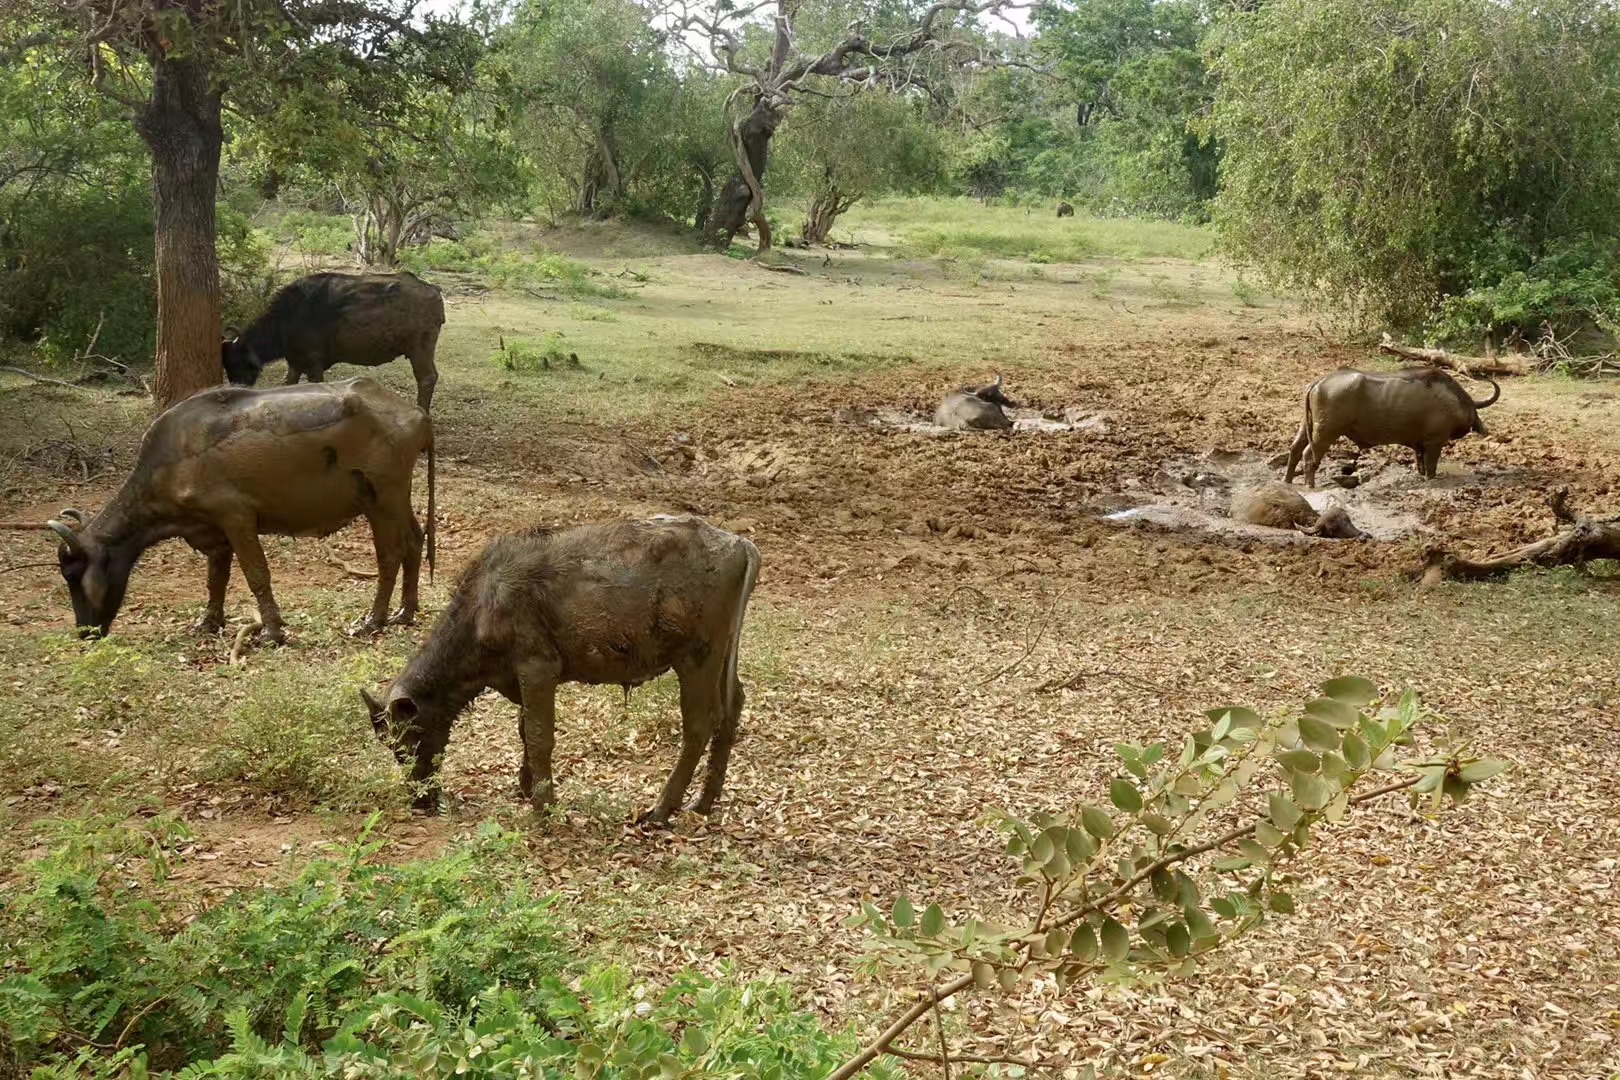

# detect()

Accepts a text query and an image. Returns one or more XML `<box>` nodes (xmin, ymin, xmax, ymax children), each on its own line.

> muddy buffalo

<box><xmin>10</xmin><ymin>379</ymin><xmax>433</xmax><ymax>643</ymax></box>
<box><xmin>222</xmin><ymin>271</ymin><xmax>445</xmax><ymax>410</ymax></box>
<box><xmin>364</xmin><ymin>515</ymin><xmax>760</xmax><ymax>823</ymax></box>
<box><xmin>935</xmin><ymin>374</ymin><xmax>1016</xmax><ymax>431</ymax></box>
<box><xmin>1284</xmin><ymin>366</ymin><xmax>1499</xmax><ymax>487</ymax></box>
<box><xmin>1230</xmin><ymin>482</ymin><xmax>1366</xmax><ymax>539</ymax></box>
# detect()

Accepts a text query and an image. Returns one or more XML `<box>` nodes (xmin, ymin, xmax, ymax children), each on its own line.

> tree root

<box><xmin>1419</xmin><ymin>490</ymin><xmax>1620</xmax><ymax>583</ymax></box>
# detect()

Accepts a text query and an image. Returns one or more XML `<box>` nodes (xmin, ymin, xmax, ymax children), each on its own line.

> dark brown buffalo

<box><xmin>1056</xmin><ymin>202</ymin><xmax>1075</xmax><ymax>218</ymax></box>
<box><xmin>222</xmin><ymin>271</ymin><xmax>445</xmax><ymax>410</ymax></box>
<box><xmin>1284</xmin><ymin>367</ymin><xmax>1499</xmax><ymax>486</ymax></box>
<box><xmin>363</xmin><ymin>515</ymin><xmax>760</xmax><ymax>824</ymax></box>
<box><xmin>13</xmin><ymin>379</ymin><xmax>433</xmax><ymax>642</ymax></box>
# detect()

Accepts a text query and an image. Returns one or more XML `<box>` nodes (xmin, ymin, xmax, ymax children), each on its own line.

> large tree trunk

<box><xmin>705</xmin><ymin>98</ymin><xmax>779</xmax><ymax>250</ymax></box>
<box><xmin>136</xmin><ymin>49</ymin><xmax>223</xmax><ymax>410</ymax></box>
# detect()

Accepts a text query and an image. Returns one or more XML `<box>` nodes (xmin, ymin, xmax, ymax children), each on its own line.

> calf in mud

<box><xmin>1230</xmin><ymin>482</ymin><xmax>1366</xmax><ymax>539</ymax></box>
<box><xmin>935</xmin><ymin>373</ymin><xmax>1017</xmax><ymax>430</ymax></box>
<box><xmin>363</xmin><ymin>516</ymin><xmax>761</xmax><ymax>825</ymax></box>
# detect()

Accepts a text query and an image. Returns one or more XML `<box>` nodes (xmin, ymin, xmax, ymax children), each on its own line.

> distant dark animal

<box><xmin>222</xmin><ymin>271</ymin><xmax>445</xmax><ymax>410</ymax></box>
<box><xmin>1056</xmin><ymin>202</ymin><xmax>1075</xmax><ymax>218</ymax></box>
<box><xmin>935</xmin><ymin>374</ymin><xmax>1016</xmax><ymax>431</ymax></box>
<box><xmin>363</xmin><ymin>515</ymin><xmax>760</xmax><ymax>824</ymax></box>
<box><xmin>1285</xmin><ymin>367</ymin><xmax>1499</xmax><ymax>486</ymax></box>
<box><xmin>20</xmin><ymin>379</ymin><xmax>433</xmax><ymax>642</ymax></box>
<box><xmin>1230</xmin><ymin>482</ymin><xmax>1367</xmax><ymax>539</ymax></box>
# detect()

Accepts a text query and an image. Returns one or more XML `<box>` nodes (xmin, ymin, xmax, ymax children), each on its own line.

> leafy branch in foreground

<box><xmin>829</xmin><ymin>678</ymin><xmax>1508</xmax><ymax>1078</ymax></box>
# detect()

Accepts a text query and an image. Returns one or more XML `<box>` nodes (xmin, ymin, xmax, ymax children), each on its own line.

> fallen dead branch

<box><xmin>328</xmin><ymin>552</ymin><xmax>377</xmax><ymax>579</ymax></box>
<box><xmin>1377</xmin><ymin>335</ymin><xmax>1530</xmax><ymax>377</ymax></box>
<box><xmin>750</xmin><ymin>259</ymin><xmax>808</xmax><ymax>276</ymax></box>
<box><xmin>0</xmin><ymin>366</ymin><xmax>83</xmax><ymax>390</ymax></box>
<box><xmin>1420</xmin><ymin>490</ymin><xmax>1620</xmax><ymax>583</ymax></box>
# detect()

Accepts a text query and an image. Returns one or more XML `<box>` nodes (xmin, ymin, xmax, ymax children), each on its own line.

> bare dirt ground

<box><xmin>2</xmin><ymin>247</ymin><xmax>1618</xmax><ymax>1079</ymax></box>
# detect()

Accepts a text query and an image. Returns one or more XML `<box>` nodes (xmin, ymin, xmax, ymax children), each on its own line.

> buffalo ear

<box><xmin>223</xmin><ymin>325</ymin><xmax>239</xmax><ymax>342</ymax></box>
<box><xmin>388</xmin><ymin>695</ymin><xmax>419</xmax><ymax>723</ymax></box>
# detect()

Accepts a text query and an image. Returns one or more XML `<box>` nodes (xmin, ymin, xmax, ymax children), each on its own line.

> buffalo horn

<box><xmin>58</xmin><ymin>508</ymin><xmax>87</xmax><ymax>525</ymax></box>
<box><xmin>47</xmin><ymin>520</ymin><xmax>85</xmax><ymax>556</ymax></box>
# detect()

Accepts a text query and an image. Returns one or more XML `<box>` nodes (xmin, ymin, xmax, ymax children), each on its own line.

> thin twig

<box><xmin>932</xmin><ymin>986</ymin><xmax>952</xmax><ymax>1080</ymax></box>
<box><xmin>888</xmin><ymin>1046</ymin><xmax>1041</xmax><ymax>1069</ymax></box>
<box><xmin>977</xmin><ymin>584</ymin><xmax>1073</xmax><ymax>686</ymax></box>
<box><xmin>826</xmin><ymin>773</ymin><xmax>1423</xmax><ymax>1080</ymax></box>
<box><xmin>0</xmin><ymin>561</ymin><xmax>56</xmax><ymax>574</ymax></box>
<box><xmin>0</xmin><ymin>366</ymin><xmax>83</xmax><ymax>390</ymax></box>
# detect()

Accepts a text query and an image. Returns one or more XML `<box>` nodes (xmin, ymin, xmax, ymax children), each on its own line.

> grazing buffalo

<box><xmin>12</xmin><ymin>379</ymin><xmax>433</xmax><ymax>643</ymax></box>
<box><xmin>1056</xmin><ymin>202</ymin><xmax>1075</xmax><ymax>218</ymax></box>
<box><xmin>364</xmin><ymin>515</ymin><xmax>760</xmax><ymax>823</ymax></box>
<box><xmin>1285</xmin><ymin>367</ymin><xmax>1499</xmax><ymax>487</ymax></box>
<box><xmin>935</xmin><ymin>374</ymin><xmax>1016</xmax><ymax>431</ymax></box>
<box><xmin>222</xmin><ymin>271</ymin><xmax>445</xmax><ymax>410</ymax></box>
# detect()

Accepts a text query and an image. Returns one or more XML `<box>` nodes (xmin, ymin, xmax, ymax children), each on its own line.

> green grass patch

<box><xmin>845</xmin><ymin>195</ymin><xmax>1215</xmax><ymax>262</ymax></box>
<box><xmin>401</xmin><ymin>233</ymin><xmax>624</xmax><ymax>299</ymax></box>
<box><xmin>0</xmin><ymin>815</ymin><xmax>893</xmax><ymax>1079</ymax></box>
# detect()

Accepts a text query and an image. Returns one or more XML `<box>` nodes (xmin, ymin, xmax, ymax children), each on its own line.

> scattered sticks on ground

<box><xmin>1420</xmin><ymin>489</ymin><xmax>1620</xmax><ymax>583</ymax></box>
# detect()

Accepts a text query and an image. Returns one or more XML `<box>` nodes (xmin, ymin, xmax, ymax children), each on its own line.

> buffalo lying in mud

<box><xmin>6</xmin><ymin>379</ymin><xmax>433</xmax><ymax>643</ymax></box>
<box><xmin>363</xmin><ymin>515</ymin><xmax>761</xmax><ymax>824</ymax></box>
<box><xmin>1230</xmin><ymin>482</ymin><xmax>1366</xmax><ymax>539</ymax></box>
<box><xmin>222</xmin><ymin>271</ymin><xmax>445</xmax><ymax>410</ymax></box>
<box><xmin>1284</xmin><ymin>366</ymin><xmax>1499</xmax><ymax>487</ymax></box>
<box><xmin>935</xmin><ymin>374</ymin><xmax>1017</xmax><ymax>430</ymax></box>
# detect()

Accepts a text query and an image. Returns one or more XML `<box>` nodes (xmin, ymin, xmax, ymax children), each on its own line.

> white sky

<box><xmin>413</xmin><ymin>0</ymin><xmax>1037</xmax><ymax>48</ymax></box>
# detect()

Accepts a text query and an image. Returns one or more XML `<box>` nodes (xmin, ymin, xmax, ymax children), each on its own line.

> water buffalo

<box><xmin>935</xmin><ymin>374</ymin><xmax>1016</xmax><ymax>431</ymax></box>
<box><xmin>363</xmin><ymin>515</ymin><xmax>760</xmax><ymax>824</ymax></box>
<box><xmin>1284</xmin><ymin>366</ymin><xmax>1499</xmax><ymax>487</ymax></box>
<box><xmin>1057</xmin><ymin>202</ymin><xmax>1075</xmax><ymax>218</ymax></box>
<box><xmin>1230</xmin><ymin>482</ymin><xmax>1366</xmax><ymax>539</ymax></box>
<box><xmin>222</xmin><ymin>271</ymin><xmax>445</xmax><ymax>410</ymax></box>
<box><xmin>13</xmin><ymin>379</ymin><xmax>433</xmax><ymax>642</ymax></box>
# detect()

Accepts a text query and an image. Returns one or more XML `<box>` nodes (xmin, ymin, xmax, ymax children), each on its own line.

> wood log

<box><xmin>1377</xmin><ymin>336</ymin><xmax>1531</xmax><ymax>377</ymax></box>
<box><xmin>1420</xmin><ymin>490</ymin><xmax>1620</xmax><ymax>583</ymax></box>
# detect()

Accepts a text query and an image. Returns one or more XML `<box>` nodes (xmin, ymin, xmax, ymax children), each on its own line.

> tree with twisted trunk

<box><xmin>658</xmin><ymin>0</ymin><xmax>1033</xmax><ymax>252</ymax></box>
<box><xmin>4</xmin><ymin>1</ymin><xmax>482</xmax><ymax>409</ymax></box>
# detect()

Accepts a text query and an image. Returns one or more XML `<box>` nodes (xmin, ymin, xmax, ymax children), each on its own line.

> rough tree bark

<box><xmin>800</xmin><ymin>178</ymin><xmax>859</xmax><ymax>244</ymax></box>
<box><xmin>136</xmin><ymin>46</ymin><xmax>224</xmax><ymax>410</ymax></box>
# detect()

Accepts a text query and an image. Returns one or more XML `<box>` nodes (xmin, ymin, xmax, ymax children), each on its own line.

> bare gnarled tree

<box><xmin>657</xmin><ymin>0</ymin><xmax>1034</xmax><ymax>251</ymax></box>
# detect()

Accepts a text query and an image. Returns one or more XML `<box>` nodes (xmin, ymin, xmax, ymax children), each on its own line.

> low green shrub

<box><xmin>0</xmin><ymin>817</ymin><xmax>884</xmax><ymax>1079</ymax></box>
<box><xmin>199</xmin><ymin>670</ymin><xmax>405</xmax><ymax>811</ymax></box>
<box><xmin>489</xmin><ymin>332</ymin><xmax>580</xmax><ymax>374</ymax></box>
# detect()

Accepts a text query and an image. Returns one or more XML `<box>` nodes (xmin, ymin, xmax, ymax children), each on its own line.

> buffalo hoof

<box><xmin>633</xmin><ymin>807</ymin><xmax>674</xmax><ymax>829</ymax></box>
<box><xmin>348</xmin><ymin>616</ymin><xmax>388</xmax><ymax>638</ymax></box>
<box><xmin>684</xmin><ymin>800</ymin><xmax>721</xmax><ymax>821</ymax></box>
<box><xmin>389</xmin><ymin>607</ymin><xmax>418</xmax><ymax>627</ymax></box>
<box><xmin>192</xmin><ymin>614</ymin><xmax>226</xmax><ymax>636</ymax></box>
<box><xmin>254</xmin><ymin>624</ymin><xmax>287</xmax><ymax>647</ymax></box>
<box><xmin>411</xmin><ymin>790</ymin><xmax>442</xmax><ymax>814</ymax></box>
